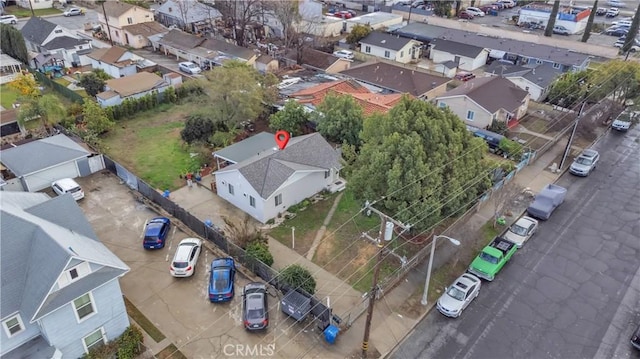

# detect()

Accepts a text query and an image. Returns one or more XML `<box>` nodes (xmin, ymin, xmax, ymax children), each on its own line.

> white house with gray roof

<box><xmin>359</xmin><ymin>32</ymin><xmax>422</xmax><ymax>64</ymax></box>
<box><xmin>429</xmin><ymin>38</ymin><xmax>488</xmax><ymax>72</ymax></box>
<box><xmin>0</xmin><ymin>192</ymin><xmax>130</xmax><ymax>359</ymax></box>
<box><xmin>20</xmin><ymin>17</ymin><xmax>92</xmax><ymax>68</ymax></box>
<box><xmin>154</xmin><ymin>0</ymin><xmax>221</xmax><ymax>34</ymax></box>
<box><xmin>214</xmin><ymin>133</ymin><xmax>343</xmax><ymax>223</ymax></box>
<box><xmin>485</xmin><ymin>62</ymin><xmax>562</xmax><ymax>102</ymax></box>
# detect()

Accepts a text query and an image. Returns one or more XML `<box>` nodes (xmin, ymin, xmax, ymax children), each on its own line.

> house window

<box><xmin>384</xmin><ymin>50</ymin><xmax>390</xmax><ymax>58</ymax></box>
<box><xmin>438</xmin><ymin>102</ymin><xmax>447</xmax><ymax>109</ymax></box>
<box><xmin>525</xmin><ymin>86</ymin><xmax>530</xmax><ymax>91</ymax></box>
<box><xmin>70</xmin><ymin>268</ymin><xmax>79</xmax><ymax>280</ymax></box>
<box><xmin>78</xmin><ymin>46</ymin><xmax>83</xmax><ymax>50</ymax></box>
<box><xmin>228</xmin><ymin>183</ymin><xmax>234</xmax><ymax>195</ymax></box>
<box><xmin>536</xmin><ymin>59</ymin><xmax>543</xmax><ymax>64</ymax></box>
<box><xmin>466</xmin><ymin>110</ymin><xmax>475</xmax><ymax>120</ymax></box>
<box><xmin>249</xmin><ymin>196</ymin><xmax>255</xmax><ymax>208</ymax></box>
<box><xmin>400</xmin><ymin>51</ymin><xmax>404</xmax><ymax>57</ymax></box>
<box><xmin>552</xmin><ymin>63</ymin><xmax>561</xmax><ymax>69</ymax></box>
<box><xmin>127</xmin><ymin>17</ymin><xmax>133</xmax><ymax>24</ymax></box>
<box><xmin>114</xmin><ymin>30</ymin><xmax>119</xmax><ymax>37</ymax></box>
<box><xmin>3</xmin><ymin>315</ymin><xmax>24</xmax><ymax>337</ymax></box>
<box><xmin>73</xmin><ymin>293</ymin><xmax>95</xmax><ymax>321</ymax></box>
<box><xmin>324</xmin><ymin>170</ymin><xmax>330</xmax><ymax>179</ymax></box>
<box><xmin>275</xmin><ymin>194</ymin><xmax>282</xmax><ymax>206</ymax></box>
<box><xmin>54</xmin><ymin>29</ymin><xmax>62</xmax><ymax>34</ymax></box>
<box><xmin>492</xmin><ymin>114</ymin><xmax>497</xmax><ymax>120</ymax></box>
<box><xmin>83</xmin><ymin>328</ymin><xmax>106</xmax><ymax>353</ymax></box>
<box><xmin>365</xmin><ymin>46</ymin><xmax>371</xmax><ymax>53</ymax></box>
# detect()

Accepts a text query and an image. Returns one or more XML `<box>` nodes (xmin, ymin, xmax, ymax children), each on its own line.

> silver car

<box><xmin>503</xmin><ymin>216</ymin><xmax>538</xmax><ymax>248</ymax></box>
<box><xmin>178</xmin><ymin>61</ymin><xmax>202</xmax><ymax>75</ymax></box>
<box><xmin>436</xmin><ymin>273</ymin><xmax>481</xmax><ymax>318</ymax></box>
<box><xmin>569</xmin><ymin>149</ymin><xmax>599</xmax><ymax>176</ymax></box>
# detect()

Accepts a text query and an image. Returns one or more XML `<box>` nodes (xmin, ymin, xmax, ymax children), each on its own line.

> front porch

<box><xmin>0</xmin><ymin>53</ymin><xmax>23</xmax><ymax>85</ymax></box>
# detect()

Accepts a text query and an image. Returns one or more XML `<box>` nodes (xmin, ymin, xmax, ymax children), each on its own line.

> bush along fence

<box><xmin>32</xmin><ymin>70</ymin><xmax>85</xmax><ymax>103</ymax></box>
<box><xmin>102</xmin><ymin>155</ymin><xmax>338</xmax><ymax>332</ymax></box>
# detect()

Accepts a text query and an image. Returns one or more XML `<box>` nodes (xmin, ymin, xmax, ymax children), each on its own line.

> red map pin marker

<box><xmin>275</xmin><ymin>130</ymin><xmax>290</xmax><ymax>150</ymax></box>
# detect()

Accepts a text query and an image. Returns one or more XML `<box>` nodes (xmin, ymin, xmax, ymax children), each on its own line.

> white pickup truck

<box><xmin>612</xmin><ymin>110</ymin><xmax>637</xmax><ymax>132</ymax></box>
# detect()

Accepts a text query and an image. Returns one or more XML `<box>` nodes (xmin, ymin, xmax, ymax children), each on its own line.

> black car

<box><xmin>242</xmin><ymin>283</ymin><xmax>269</xmax><ymax>331</ymax></box>
<box><xmin>632</xmin><ymin>324</ymin><xmax>640</xmax><ymax>350</ymax></box>
<box><xmin>605</xmin><ymin>28</ymin><xmax>629</xmax><ymax>37</ymax></box>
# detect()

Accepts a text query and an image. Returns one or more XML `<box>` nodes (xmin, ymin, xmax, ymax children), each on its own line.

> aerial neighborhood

<box><xmin>0</xmin><ymin>0</ymin><xmax>639</xmax><ymax>358</ymax></box>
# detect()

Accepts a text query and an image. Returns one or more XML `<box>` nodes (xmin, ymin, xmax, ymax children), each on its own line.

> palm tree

<box><xmin>544</xmin><ymin>0</ymin><xmax>561</xmax><ymax>37</ymax></box>
<box><xmin>581</xmin><ymin>0</ymin><xmax>598</xmax><ymax>43</ymax></box>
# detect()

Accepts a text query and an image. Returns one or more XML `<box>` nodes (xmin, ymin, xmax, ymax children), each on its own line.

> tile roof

<box><xmin>438</xmin><ymin>76</ymin><xmax>529</xmax><ymax>113</ymax></box>
<box><xmin>104</xmin><ymin>72</ymin><xmax>166</xmax><ymax>97</ymax></box>
<box><xmin>20</xmin><ymin>17</ymin><xmax>58</xmax><ymax>46</ymax></box>
<box><xmin>87</xmin><ymin>46</ymin><xmax>128</xmax><ymax>64</ymax></box>
<box><xmin>430</xmin><ymin>38</ymin><xmax>485</xmax><ymax>58</ymax></box>
<box><xmin>1</xmin><ymin>192</ymin><xmax>128</xmax><ymax>321</ymax></box>
<box><xmin>216</xmin><ymin>133</ymin><xmax>341</xmax><ymax>199</ymax></box>
<box><xmin>102</xmin><ymin>1</ymin><xmax>136</xmax><ymax>17</ymax></box>
<box><xmin>0</xmin><ymin>134</ymin><xmax>90</xmax><ymax>176</ymax></box>
<box><xmin>340</xmin><ymin>61</ymin><xmax>449</xmax><ymax>97</ymax></box>
<box><xmin>123</xmin><ymin>21</ymin><xmax>168</xmax><ymax>36</ymax></box>
<box><xmin>360</xmin><ymin>31</ymin><xmax>417</xmax><ymax>51</ymax></box>
<box><xmin>159</xmin><ymin>29</ymin><xmax>205</xmax><ymax>50</ymax></box>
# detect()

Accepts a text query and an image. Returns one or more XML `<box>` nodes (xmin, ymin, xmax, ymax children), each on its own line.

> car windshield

<box><xmin>173</xmin><ymin>261</ymin><xmax>188</xmax><ymax>268</ymax></box>
<box><xmin>576</xmin><ymin>156</ymin><xmax>593</xmax><ymax>165</ymax></box>
<box><xmin>446</xmin><ymin>287</ymin><xmax>465</xmax><ymax>301</ymax></box>
<box><xmin>509</xmin><ymin>223</ymin><xmax>528</xmax><ymax>236</ymax></box>
<box><xmin>479</xmin><ymin>252</ymin><xmax>499</xmax><ymax>264</ymax></box>
<box><xmin>212</xmin><ymin>269</ymin><xmax>229</xmax><ymax>290</ymax></box>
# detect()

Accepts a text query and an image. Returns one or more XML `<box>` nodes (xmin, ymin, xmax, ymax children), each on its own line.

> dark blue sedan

<box><xmin>142</xmin><ymin>217</ymin><xmax>171</xmax><ymax>249</ymax></box>
<box><xmin>209</xmin><ymin>257</ymin><xmax>236</xmax><ymax>302</ymax></box>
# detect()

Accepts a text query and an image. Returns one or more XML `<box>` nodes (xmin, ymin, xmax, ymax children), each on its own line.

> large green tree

<box><xmin>17</xmin><ymin>94</ymin><xmax>66</xmax><ymax>133</ymax></box>
<box><xmin>79</xmin><ymin>73</ymin><xmax>106</xmax><ymax>97</ymax></box>
<box><xmin>201</xmin><ymin>60</ymin><xmax>277</xmax><ymax>128</ymax></box>
<box><xmin>346</xmin><ymin>24</ymin><xmax>372</xmax><ymax>45</ymax></box>
<box><xmin>588</xmin><ymin>60</ymin><xmax>640</xmax><ymax>103</ymax></box>
<box><xmin>546</xmin><ymin>70</ymin><xmax>589</xmax><ymax>107</ymax></box>
<box><xmin>0</xmin><ymin>24</ymin><xmax>29</xmax><ymax>64</ymax></box>
<box><xmin>82</xmin><ymin>100</ymin><xmax>114</xmax><ymax>135</ymax></box>
<box><xmin>313</xmin><ymin>93</ymin><xmax>364</xmax><ymax>147</ymax></box>
<box><xmin>269</xmin><ymin>100</ymin><xmax>309</xmax><ymax>136</ymax></box>
<box><xmin>350</xmin><ymin>98</ymin><xmax>490</xmax><ymax>231</ymax></box>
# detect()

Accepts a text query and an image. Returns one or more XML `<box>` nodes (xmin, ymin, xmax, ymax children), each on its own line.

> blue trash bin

<box><xmin>324</xmin><ymin>325</ymin><xmax>339</xmax><ymax>344</ymax></box>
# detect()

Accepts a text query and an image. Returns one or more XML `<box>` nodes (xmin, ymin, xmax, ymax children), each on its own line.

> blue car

<box><xmin>142</xmin><ymin>217</ymin><xmax>171</xmax><ymax>249</ymax></box>
<box><xmin>209</xmin><ymin>257</ymin><xmax>236</xmax><ymax>302</ymax></box>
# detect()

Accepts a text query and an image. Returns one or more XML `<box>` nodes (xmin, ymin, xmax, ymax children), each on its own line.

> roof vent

<box><xmin>381</xmin><ymin>40</ymin><xmax>386</xmax><ymax>43</ymax></box>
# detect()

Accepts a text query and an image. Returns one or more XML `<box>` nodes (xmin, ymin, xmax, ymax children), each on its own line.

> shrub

<box><xmin>499</xmin><ymin>138</ymin><xmax>523</xmax><ymax>161</ymax></box>
<box><xmin>82</xmin><ymin>325</ymin><xmax>143</xmax><ymax>359</ymax></box>
<box><xmin>246</xmin><ymin>241</ymin><xmax>274</xmax><ymax>267</ymax></box>
<box><xmin>279</xmin><ymin>264</ymin><xmax>316</xmax><ymax>294</ymax></box>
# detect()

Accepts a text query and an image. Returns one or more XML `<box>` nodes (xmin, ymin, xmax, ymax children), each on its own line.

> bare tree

<box><xmin>215</xmin><ymin>0</ymin><xmax>263</xmax><ymax>46</ymax></box>
<box><xmin>261</xmin><ymin>0</ymin><xmax>302</xmax><ymax>50</ymax></box>
<box><xmin>174</xmin><ymin>0</ymin><xmax>191</xmax><ymax>32</ymax></box>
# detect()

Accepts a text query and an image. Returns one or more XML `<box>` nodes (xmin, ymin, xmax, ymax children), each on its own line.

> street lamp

<box><xmin>421</xmin><ymin>234</ymin><xmax>461</xmax><ymax>306</ymax></box>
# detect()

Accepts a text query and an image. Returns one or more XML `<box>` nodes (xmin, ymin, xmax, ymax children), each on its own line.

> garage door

<box><xmin>25</xmin><ymin>161</ymin><xmax>79</xmax><ymax>192</ymax></box>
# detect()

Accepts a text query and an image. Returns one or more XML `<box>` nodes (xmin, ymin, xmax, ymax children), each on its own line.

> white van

<box><xmin>51</xmin><ymin>178</ymin><xmax>85</xmax><ymax>201</ymax></box>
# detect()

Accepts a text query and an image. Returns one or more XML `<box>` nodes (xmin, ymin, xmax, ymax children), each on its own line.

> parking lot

<box><xmin>73</xmin><ymin>171</ymin><xmax>327</xmax><ymax>359</ymax></box>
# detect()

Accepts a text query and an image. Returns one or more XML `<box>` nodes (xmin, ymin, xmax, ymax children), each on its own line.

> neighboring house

<box><xmin>0</xmin><ymin>191</ymin><xmax>130</xmax><ymax>359</ymax></box>
<box><xmin>429</xmin><ymin>38</ymin><xmax>487</xmax><ymax>72</ymax></box>
<box><xmin>345</xmin><ymin>12</ymin><xmax>404</xmax><ymax>33</ymax></box>
<box><xmin>0</xmin><ymin>109</ymin><xmax>25</xmax><ymax>141</ymax></box>
<box><xmin>517</xmin><ymin>3</ymin><xmax>591</xmax><ymax>34</ymax></box>
<box><xmin>121</xmin><ymin>22</ymin><xmax>168</xmax><ymax>49</ymax></box>
<box><xmin>255</xmin><ymin>54</ymin><xmax>279</xmax><ymax>73</ymax></box>
<box><xmin>435</xmin><ymin>76</ymin><xmax>530</xmax><ymax>129</ymax></box>
<box><xmin>433</xmin><ymin>60</ymin><xmax>459</xmax><ymax>78</ymax></box>
<box><xmin>359</xmin><ymin>32</ymin><xmax>422</xmax><ymax>64</ymax></box>
<box><xmin>340</xmin><ymin>60</ymin><xmax>450</xmax><ymax>99</ymax></box>
<box><xmin>214</xmin><ymin>133</ymin><xmax>343</xmax><ymax>223</ymax></box>
<box><xmin>485</xmin><ymin>62</ymin><xmax>562</xmax><ymax>102</ymax></box>
<box><xmin>289</xmin><ymin>79</ymin><xmax>404</xmax><ymax>115</ymax></box>
<box><xmin>0</xmin><ymin>134</ymin><xmax>93</xmax><ymax>192</ymax></box>
<box><xmin>283</xmin><ymin>48</ymin><xmax>352</xmax><ymax>74</ymax></box>
<box><xmin>154</xmin><ymin>0</ymin><xmax>221</xmax><ymax>34</ymax></box>
<box><xmin>97</xmin><ymin>1</ymin><xmax>155</xmax><ymax>48</ymax></box>
<box><xmin>87</xmin><ymin>46</ymin><xmax>147</xmax><ymax>78</ymax></box>
<box><xmin>0</xmin><ymin>53</ymin><xmax>23</xmax><ymax>85</ymax></box>
<box><xmin>16</xmin><ymin>0</ymin><xmax>51</xmax><ymax>10</ymax></box>
<box><xmin>20</xmin><ymin>17</ymin><xmax>92</xmax><ymax>68</ymax></box>
<box><xmin>96</xmin><ymin>72</ymin><xmax>177</xmax><ymax>107</ymax></box>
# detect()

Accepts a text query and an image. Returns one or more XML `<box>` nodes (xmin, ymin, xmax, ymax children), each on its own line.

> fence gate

<box><xmin>115</xmin><ymin>162</ymin><xmax>138</xmax><ymax>190</ymax></box>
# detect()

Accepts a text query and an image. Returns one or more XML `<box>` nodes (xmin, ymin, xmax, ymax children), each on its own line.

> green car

<box><xmin>468</xmin><ymin>237</ymin><xmax>518</xmax><ymax>281</ymax></box>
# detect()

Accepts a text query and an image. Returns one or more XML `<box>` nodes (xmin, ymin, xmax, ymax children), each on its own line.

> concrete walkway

<box><xmin>306</xmin><ymin>191</ymin><xmax>344</xmax><ymax>260</ymax></box>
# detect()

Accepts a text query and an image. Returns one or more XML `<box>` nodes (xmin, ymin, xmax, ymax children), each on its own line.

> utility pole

<box><xmin>361</xmin><ymin>201</ymin><xmax>410</xmax><ymax>358</ymax></box>
<box><xmin>28</xmin><ymin>0</ymin><xmax>35</xmax><ymax>17</ymax></box>
<box><xmin>98</xmin><ymin>1</ymin><xmax>114</xmax><ymax>46</ymax></box>
<box><xmin>559</xmin><ymin>100</ymin><xmax>587</xmax><ymax>171</ymax></box>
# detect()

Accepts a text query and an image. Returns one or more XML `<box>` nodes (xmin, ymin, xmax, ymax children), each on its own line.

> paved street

<box><xmin>14</xmin><ymin>9</ymin><xmax>99</xmax><ymax>31</ymax></box>
<box><xmin>391</xmin><ymin>125</ymin><xmax>640</xmax><ymax>358</ymax></box>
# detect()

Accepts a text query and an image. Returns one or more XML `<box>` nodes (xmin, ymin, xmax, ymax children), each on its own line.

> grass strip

<box><xmin>156</xmin><ymin>344</ymin><xmax>189</xmax><ymax>359</ymax></box>
<box><xmin>123</xmin><ymin>296</ymin><xmax>166</xmax><ymax>343</ymax></box>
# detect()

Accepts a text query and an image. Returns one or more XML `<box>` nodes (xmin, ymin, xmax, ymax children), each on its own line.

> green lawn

<box><xmin>101</xmin><ymin>102</ymin><xmax>204</xmax><ymax>191</ymax></box>
<box><xmin>0</xmin><ymin>84</ymin><xmax>19</xmax><ymax>109</ymax></box>
<box><xmin>54</xmin><ymin>77</ymin><xmax>70</xmax><ymax>87</ymax></box>
<box><xmin>3</xmin><ymin>5</ymin><xmax>62</xmax><ymax>17</ymax></box>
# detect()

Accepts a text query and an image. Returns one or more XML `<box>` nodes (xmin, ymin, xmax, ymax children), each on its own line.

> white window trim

<box><xmin>275</xmin><ymin>194</ymin><xmax>282</xmax><ymax>206</ymax></box>
<box><xmin>552</xmin><ymin>63</ymin><xmax>561</xmax><ymax>69</ymax></box>
<box><xmin>2</xmin><ymin>314</ymin><xmax>25</xmax><ymax>338</ymax></box>
<box><xmin>466</xmin><ymin>110</ymin><xmax>475</xmax><ymax>120</ymax></box>
<box><xmin>73</xmin><ymin>292</ymin><xmax>97</xmax><ymax>323</ymax></box>
<box><xmin>249</xmin><ymin>195</ymin><xmax>255</xmax><ymax>208</ymax></box>
<box><xmin>82</xmin><ymin>327</ymin><xmax>106</xmax><ymax>353</ymax></box>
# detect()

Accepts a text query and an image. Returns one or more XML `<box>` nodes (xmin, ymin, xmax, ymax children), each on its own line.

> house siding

<box><xmin>99</xmin><ymin>84</ymin><xmax>169</xmax><ymax>108</ymax></box>
<box><xmin>0</xmin><ymin>314</ymin><xmax>42</xmax><ymax>356</ymax></box>
<box><xmin>98</xmin><ymin>7</ymin><xmax>154</xmax><ymax>47</ymax></box>
<box><xmin>437</xmin><ymin>96</ymin><xmax>492</xmax><ymax>128</ymax></box>
<box><xmin>38</xmin><ymin>280</ymin><xmax>129</xmax><ymax>358</ymax></box>
<box><xmin>507</xmin><ymin>77</ymin><xmax>545</xmax><ymax>102</ymax></box>
<box><xmin>90</xmin><ymin>60</ymin><xmax>137</xmax><ymax>78</ymax></box>
<box><xmin>430</xmin><ymin>50</ymin><xmax>487</xmax><ymax>71</ymax></box>
<box><xmin>18</xmin><ymin>0</ymin><xmax>52</xmax><ymax>10</ymax></box>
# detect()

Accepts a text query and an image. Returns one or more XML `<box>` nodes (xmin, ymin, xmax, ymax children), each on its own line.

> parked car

<box><xmin>497</xmin><ymin>0</ymin><xmax>515</xmax><ymax>8</ymax></box>
<box><xmin>527</xmin><ymin>184</ymin><xmax>567</xmax><ymax>220</ymax></box>
<box><xmin>605</xmin><ymin>28</ymin><xmax>629</xmax><ymax>36</ymax></box>
<box><xmin>607</xmin><ymin>0</ymin><xmax>626</xmax><ymax>8</ymax></box>
<box><xmin>411</xmin><ymin>0</ymin><xmax>426</xmax><ymax>8</ymax></box>
<box><xmin>553</xmin><ymin>25</ymin><xmax>570</xmax><ymax>35</ymax></box>
<box><xmin>143</xmin><ymin>217</ymin><xmax>171</xmax><ymax>249</ymax></box>
<box><xmin>612</xmin><ymin>111</ymin><xmax>636</xmax><ymax>132</ymax></box>
<box><xmin>242</xmin><ymin>283</ymin><xmax>269</xmax><ymax>330</ymax></box>
<box><xmin>178</xmin><ymin>61</ymin><xmax>202</xmax><ymax>75</ymax></box>
<box><xmin>454</xmin><ymin>71</ymin><xmax>476</xmax><ymax>81</ymax></box>
<box><xmin>503</xmin><ymin>216</ymin><xmax>539</xmax><ymax>248</ymax></box>
<box><xmin>468</xmin><ymin>237</ymin><xmax>518</xmax><ymax>281</ymax></box>
<box><xmin>0</xmin><ymin>15</ymin><xmax>18</xmax><ymax>24</ymax></box>
<box><xmin>479</xmin><ymin>4</ymin><xmax>498</xmax><ymax>13</ymax></box>
<box><xmin>436</xmin><ymin>273</ymin><xmax>481</xmax><ymax>318</ymax></box>
<box><xmin>464</xmin><ymin>7</ymin><xmax>486</xmax><ymax>17</ymax></box>
<box><xmin>614</xmin><ymin>38</ymin><xmax>640</xmax><ymax>48</ymax></box>
<box><xmin>334</xmin><ymin>10</ymin><xmax>353</xmax><ymax>19</ymax></box>
<box><xmin>169</xmin><ymin>238</ymin><xmax>202</xmax><ymax>277</ymax></box>
<box><xmin>569</xmin><ymin>149</ymin><xmax>600</xmax><ymax>176</ymax></box>
<box><xmin>612</xmin><ymin>20</ymin><xmax>633</xmax><ymax>27</ymax></box>
<box><xmin>596</xmin><ymin>7</ymin><xmax>608</xmax><ymax>15</ymax></box>
<box><xmin>63</xmin><ymin>7</ymin><xmax>84</xmax><ymax>16</ymax></box>
<box><xmin>209</xmin><ymin>257</ymin><xmax>236</xmax><ymax>302</ymax></box>
<box><xmin>333</xmin><ymin>49</ymin><xmax>354</xmax><ymax>60</ymax></box>
<box><xmin>492</xmin><ymin>2</ymin><xmax>506</xmax><ymax>10</ymax></box>
<box><xmin>632</xmin><ymin>324</ymin><xmax>640</xmax><ymax>350</ymax></box>
<box><xmin>606</xmin><ymin>7</ymin><xmax>620</xmax><ymax>17</ymax></box>
<box><xmin>458</xmin><ymin>10</ymin><xmax>474</xmax><ymax>19</ymax></box>
<box><xmin>51</xmin><ymin>178</ymin><xmax>84</xmax><ymax>201</ymax></box>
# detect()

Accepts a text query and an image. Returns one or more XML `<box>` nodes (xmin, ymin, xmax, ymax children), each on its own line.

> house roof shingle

<box><xmin>102</xmin><ymin>1</ymin><xmax>135</xmax><ymax>17</ymax></box>
<box><xmin>360</xmin><ymin>31</ymin><xmax>417</xmax><ymax>51</ymax></box>
<box><xmin>340</xmin><ymin>61</ymin><xmax>449</xmax><ymax>97</ymax></box>
<box><xmin>123</xmin><ymin>21</ymin><xmax>168</xmax><ymax>36</ymax></box>
<box><xmin>200</xmin><ymin>38</ymin><xmax>255</xmax><ymax>61</ymax></box>
<box><xmin>87</xmin><ymin>46</ymin><xmax>127</xmax><ymax>64</ymax></box>
<box><xmin>155</xmin><ymin>0</ymin><xmax>221</xmax><ymax>23</ymax></box>
<box><xmin>438</xmin><ymin>76</ymin><xmax>529</xmax><ymax>113</ymax></box>
<box><xmin>430</xmin><ymin>38</ymin><xmax>484</xmax><ymax>58</ymax></box>
<box><xmin>20</xmin><ymin>17</ymin><xmax>58</xmax><ymax>46</ymax></box>
<box><xmin>158</xmin><ymin>29</ymin><xmax>205</xmax><ymax>50</ymax></box>
<box><xmin>104</xmin><ymin>72</ymin><xmax>166</xmax><ymax>97</ymax></box>
<box><xmin>216</xmin><ymin>133</ymin><xmax>341</xmax><ymax>199</ymax></box>
<box><xmin>286</xmin><ymin>48</ymin><xmax>345</xmax><ymax>71</ymax></box>
<box><xmin>42</xmin><ymin>36</ymin><xmax>89</xmax><ymax>50</ymax></box>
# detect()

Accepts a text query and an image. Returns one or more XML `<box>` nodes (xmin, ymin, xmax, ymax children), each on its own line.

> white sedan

<box><xmin>503</xmin><ymin>216</ymin><xmax>539</xmax><ymax>248</ymax></box>
<box><xmin>170</xmin><ymin>238</ymin><xmax>202</xmax><ymax>277</ymax></box>
<box><xmin>333</xmin><ymin>50</ymin><xmax>354</xmax><ymax>60</ymax></box>
<box><xmin>436</xmin><ymin>273</ymin><xmax>481</xmax><ymax>318</ymax></box>
<box><xmin>178</xmin><ymin>61</ymin><xmax>202</xmax><ymax>75</ymax></box>
<box><xmin>464</xmin><ymin>7</ymin><xmax>486</xmax><ymax>17</ymax></box>
<box><xmin>63</xmin><ymin>7</ymin><xmax>85</xmax><ymax>16</ymax></box>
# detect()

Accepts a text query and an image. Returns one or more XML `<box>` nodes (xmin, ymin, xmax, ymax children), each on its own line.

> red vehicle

<box><xmin>458</xmin><ymin>10</ymin><xmax>475</xmax><ymax>19</ymax></box>
<box><xmin>454</xmin><ymin>72</ymin><xmax>476</xmax><ymax>81</ymax></box>
<box><xmin>334</xmin><ymin>11</ymin><xmax>353</xmax><ymax>19</ymax></box>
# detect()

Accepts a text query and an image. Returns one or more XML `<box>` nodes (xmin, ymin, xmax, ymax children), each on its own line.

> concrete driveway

<box><xmin>131</xmin><ymin>48</ymin><xmax>203</xmax><ymax>79</ymax></box>
<box><xmin>73</xmin><ymin>172</ymin><xmax>325</xmax><ymax>359</ymax></box>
